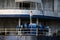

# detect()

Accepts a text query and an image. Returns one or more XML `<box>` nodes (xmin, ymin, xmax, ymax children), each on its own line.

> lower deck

<box><xmin>0</xmin><ymin>18</ymin><xmax>60</xmax><ymax>36</ymax></box>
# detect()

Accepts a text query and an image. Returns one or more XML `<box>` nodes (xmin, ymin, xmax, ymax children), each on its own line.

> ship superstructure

<box><xmin>0</xmin><ymin>0</ymin><xmax>60</xmax><ymax>40</ymax></box>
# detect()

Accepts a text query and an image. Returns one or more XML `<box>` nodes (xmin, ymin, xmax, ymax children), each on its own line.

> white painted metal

<box><xmin>54</xmin><ymin>0</ymin><xmax>58</xmax><ymax>11</ymax></box>
<box><xmin>0</xmin><ymin>0</ymin><xmax>60</xmax><ymax>17</ymax></box>
<box><xmin>15</xmin><ymin>0</ymin><xmax>41</xmax><ymax>3</ymax></box>
<box><xmin>0</xmin><ymin>0</ymin><xmax>16</xmax><ymax>9</ymax></box>
<box><xmin>36</xmin><ymin>18</ymin><xmax>38</xmax><ymax>25</ymax></box>
<box><xmin>0</xmin><ymin>9</ymin><xmax>42</xmax><ymax>15</ymax></box>
<box><xmin>19</xmin><ymin>18</ymin><xmax>21</xmax><ymax>27</ymax></box>
<box><xmin>30</xmin><ymin>11</ymin><xmax>32</xmax><ymax>24</ymax></box>
<box><xmin>18</xmin><ymin>18</ymin><xmax>22</xmax><ymax>36</ymax></box>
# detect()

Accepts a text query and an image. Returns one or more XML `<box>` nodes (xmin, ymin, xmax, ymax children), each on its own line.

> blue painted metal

<box><xmin>0</xmin><ymin>14</ymin><xmax>60</xmax><ymax>20</ymax></box>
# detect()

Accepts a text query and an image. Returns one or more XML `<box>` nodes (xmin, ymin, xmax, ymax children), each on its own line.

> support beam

<box><xmin>36</xmin><ymin>18</ymin><xmax>38</xmax><ymax>25</ymax></box>
<box><xmin>30</xmin><ymin>11</ymin><xmax>32</xmax><ymax>24</ymax></box>
<box><xmin>30</xmin><ymin>16</ymin><xmax>32</xmax><ymax>24</ymax></box>
<box><xmin>35</xmin><ymin>3</ymin><xmax>37</xmax><ymax>10</ymax></box>
<box><xmin>40</xmin><ymin>0</ymin><xmax>44</xmax><ymax>11</ymax></box>
<box><xmin>5</xmin><ymin>28</ymin><xmax>7</xmax><ymax>35</ymax></box>
<box><xmin>53</xmin><ymin>0</ymin><xmax>58</xmax><ymax>17</ymax></box>
<box><xmin>19</xmin><ymin>18</ymin><xmax>21</xmax><ymax>27</ymax></box>
<box><xmin>18</xmin><ymin>18</ymin><xmax>21</xmax><ymax>35</ymax></box>
<box><xmin>36</xmin><ymin>18</ymin><xmax>38</xmax><ymax>36</ymax></box>
<box><xmin>54</xmin><ymin>0</ymin><xmax>58</xmax><ymax>11</ymax></box>
<box><xmin>18</xmin><ymin>18</ymin><xmax>22</xmax><ymax>40</ymax></box>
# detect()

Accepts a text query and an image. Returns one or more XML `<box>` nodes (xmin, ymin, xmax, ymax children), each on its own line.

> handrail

<box><xmin>0</xmin><ymin>28</ymin><xmax>49</xmax><ymax>36</ymax></box>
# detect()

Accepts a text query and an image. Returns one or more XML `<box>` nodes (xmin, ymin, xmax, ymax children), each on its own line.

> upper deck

<box><xmin>0</xmin><ymin>0</ymin><xmax>60</xmax><ymax>18</ymax></box>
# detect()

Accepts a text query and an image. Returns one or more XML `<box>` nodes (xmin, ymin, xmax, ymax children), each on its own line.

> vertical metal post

<box><xmin>18</xmin><ymin>18</ymin><xmax>21</xmax><ymax>35</ymax></box>
<box><xmin>36</xmin><ymin>28</ymin><xmax>38</xmax><ymax>36</ymax></box>
<box><xmin>30</xmin><ymin>15</ymin><xmax>32</xmax><ymax>24</ymax></box>
<box><xmin>54</xmin><ymin>0</ymin><xmax>58</xmax><ymax>16</ymax></box>
<box><xmin>5</xmin><ymin>28</ymin><xmax>7</xmax><ymax>35</ymax></box>
<box><xmin>48</xmin><ymin>28</ymin><xmax>51</xmax><ymax>36</ymax></box>
<box><xmin>36</xmin><ymin>18</ymin><xmax>38</xmax><ymax>36</ymax></box>
<box><xmin>30</xmin><ymin>11</ymin><xmax>32</xmax><ymax>24</ymax></box>
<box><xmin>35</xmin><ymin>3</ymin><xmax>37</xmax><ymax>10</ymax></box>
<box><xmin>18</xmin><ymin>18</ymin><xmax>22</xmax><ymax>40</ymax></box>
<box><xmin>54</xmin><ymin>0</ymin><xmax>58</xmax><ymax>11</ymax></box>
<box><xmin>36</xmin><ymin>18</ymin><xmax>38</xmax><ymax>25</ymax></box>
<box><xmin>4</xmin><ymin>0</ymin><xmax>6</xmax><ymax>9</ymax></box>
<box><xmin>19</xmin><ymin>18</ymin><xmax>21</xmax><ymax>27</ymax></box>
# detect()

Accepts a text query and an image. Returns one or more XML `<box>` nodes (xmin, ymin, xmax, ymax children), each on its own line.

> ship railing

<box><xmin>0</xmin><ymin>28</ymin><xmax>48</xmax><ymax>36</ymax></box>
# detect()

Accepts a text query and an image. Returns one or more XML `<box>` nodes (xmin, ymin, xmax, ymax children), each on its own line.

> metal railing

<box><xmin>0</xmin><ymin>28</ymin><xmax>48</xmax><ymax>36</ymax></box>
